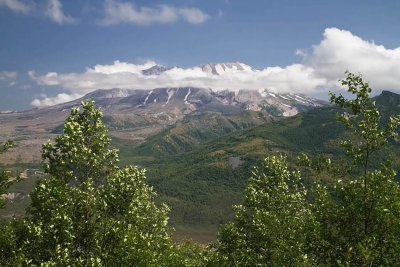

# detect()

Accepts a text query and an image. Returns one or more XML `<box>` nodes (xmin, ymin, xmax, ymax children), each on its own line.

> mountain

<box><xmin>114</xmin><ymin>90</ymin><xmax>400</xmax><ymax>241</ymax></box>
<box><xmin>0</xmin><ymin>87</ymin><xmax>326</xmax><ymax>165</ymax></box>
<box><xmin>199</xmin><ymin>62</ymin><xmax>254</xmax><ymax>75</ymax></box>
<box><xmin>83</xmin><ymin>87</ymin><xmax>326</xmax><ymax>117</ymax></box>
<box><xmin>142</xmin><ymin>65</ymin><xmax>174</xmax><ymax>75</ymax></box>
<box><xmin>140</xmin><ymin>62</ymin><xmax>255</xmax><ymax>76</ymax></box>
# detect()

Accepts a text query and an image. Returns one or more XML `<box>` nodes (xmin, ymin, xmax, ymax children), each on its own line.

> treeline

<box><xmin>1</xmin><ymin>72</ymin><xmax>400</xmax><ymax>266</ymax></box>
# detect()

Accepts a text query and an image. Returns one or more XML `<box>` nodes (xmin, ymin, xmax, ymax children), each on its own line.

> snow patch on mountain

<box><xmin>143</xmin><ymin>90</ymin><xmax>153</xmax><ymax>105</ymax></box>
<box><xmin>142</xmin><ymin>65</ymin><xmax>173</xmax><ymax>76</ymax></box>
<box><xmin>165</xmin><ymin>88</ymin><xmax>175</xmax><ymax>105</ymax></box>
<box><xmin>74</xmin><ymin>87</ymin><xmax>327</xmax><ymax>119</ymax></box>
<box><xmin>200</xmin><ymin>62</ymin><xmax>254</xmax><ymax>75</ymax></box>
<box><xmin>184</xmin><ymin>88</ymin><xmax>191</xmax><ymax>104</ymax></box>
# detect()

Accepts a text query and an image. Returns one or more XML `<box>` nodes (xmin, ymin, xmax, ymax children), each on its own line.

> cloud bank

<box><xmin>29</xmin><ymin>28</ymin><xmax>400</xmax><ymax>107</ymax></box>
<box><xmin>31</xmin><ymin>93</ymin><xmax>82</xmax><ymax>107</ymax></box>
<box><xmin>0</xmin><ymin>0</ymin><xmax>209</xmax><ymax>26</ymax></box>
<box><xmin>0</xmin><ymin>0</ymin><xmax>32</xmax><ymax>14</ymax></box>
<box><xmin>98</xmin><ymin>0</ymin><xmax>209</xmax><ymax>25</ymax></box>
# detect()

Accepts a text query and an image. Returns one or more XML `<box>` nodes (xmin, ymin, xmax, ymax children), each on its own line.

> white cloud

<box><xmin>45</xmin><ymin>0</ymin><xmax>76</xmax><ymax>24</ymax></box>
<box><xmin>31</xmin><ymin>93</ymin><xmax>82</xmax><ymax>107</ymax></box>
<box><xmin>89</xmin><ymin>60</ymin><xmax>157</xmax><ymax>75</ymax></box>
<box><xmin>0</xmin><ymin>71</ymin><xmax>18</xmax><ymax>86</ymax></box>
<box><xmin>307</xmin><ymin>28</ymin><xmax>400</xmax><ymax>90</ymax></box>
<box><xmin>295</xmin><ymin>49</ymin><xmax>306</xmax><ymax>58</ymax></box>
<box><xmin>0</xmin><ymin>71</ymin><xmax>17</xmax><ymax>80</ymax></box>
<box><xmin>26</xmin><ymin>60</ymin><xmax>326</xmax><ymax>98</ymax></box>
<box><xmin>98</xmin><ymin>0</ymin><xmax>209</xmax><ymax>26</ymax></box>
<box><xmin>28</xmin><ymin>28</ymin><xmax>400</xmax><ymax>107</ymax></box>
<box><xmin>0</xmin><ymin>0</ymin><xmax>31</xmax><ymax>14</ymax></box>
<box><xmin>178</xmin><ymin>8</ymin><xmax>210</xmax><ymax>24</ymax></box>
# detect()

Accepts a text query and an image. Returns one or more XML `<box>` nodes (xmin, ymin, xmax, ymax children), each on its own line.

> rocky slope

<box><xmin>0</xmin><ymin>87</ymin><xmax>326</xmax><ymax>164</ymax></box>
<box><xmin>82</xmin><ymin>87</ymin><xmax>326</xmax><ymax>117</ymax></box>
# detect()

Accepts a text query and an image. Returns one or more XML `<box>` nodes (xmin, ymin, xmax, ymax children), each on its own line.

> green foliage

<box><xmin>0</xmin><ymin>142</ymin><xmax>28</xmax><ymax>265</ymax></box>
<box><xmin>213</xmin><ymin>72</ymin><xmax>400</xmax><ymax>266</ymax></box>
<box><xmin>1</xmin><ymin>100</ymin><xmax>183</xmax><ymax>266</ymax></box>
<box><xmin>172</xmin><ymin>239</ymin><xmax>206</xmax><ymax>267</ymax></box>
<box><xmin>0</xmin><ymin>219</ymin><xmax>28</xmax><ymax>265</ymax></box>
<box><xmin>213</xmin><ymin>155</ymin><xmax>316</xmax><ymax>266</ymax></box>
<box><xmin>303</xmin><ymin>72</ymin><xmax>400</xmax><ymax>265</ymax></box>
<box><xmin>330</xmin><ymin>71</ymin><xmax>400</xmax><ymax>168</ymax></box>
<box><xmin>0</xmin><ymin>140</ymin><xmax>17</xmax><ymax>209</ymax></box>
<box><xmin>41</xmin><ymin>100</ymin><xmax>119</xmax><ymax>185</ymax></box>
<box><xmin>0</xmin><ymin>140</ymin><xmax>13</xmax><ymax>154</ymax></box>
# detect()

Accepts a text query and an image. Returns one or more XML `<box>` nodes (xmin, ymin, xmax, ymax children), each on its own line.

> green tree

<box><xmin>3</xmin><ymin>100</ymin><xmax>180</xmax><ymax>266</ymax></box>
<box><xmin>213</xmin><ymin>72</ymin><xmax>400</xmax><ymax>266</ymax></box>
<box><xmin>302</xmin><ymin>72</ymin><xmax>400</xmax><ymax>265</ymax></box>
<box><xmin>0</xmin><ymin>140</ymin><xmax>15</xmax><ymax>209</ymax></box>
<box><xmin>0</xmin><ymin>140</ymin><xmax>27</xmax><ymax>265</ymax></box>
<box><xmin>212</xmin><ymin>155</ymin><xmax>316</xmax><ymax>266</ymax></box>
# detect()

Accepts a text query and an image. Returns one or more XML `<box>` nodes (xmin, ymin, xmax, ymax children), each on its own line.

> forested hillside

<box><xmin>116</xmin><ymin>90</ymin><xmax>400</xmax><ymax>241</ymax></box>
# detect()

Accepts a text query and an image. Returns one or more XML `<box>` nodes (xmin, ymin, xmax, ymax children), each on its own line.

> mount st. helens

<box><xmin>0</xmin><ymin>85</ymin><xmax>326</xmax><ymax>164</ymax></box>
<box><xmin>0</xmin><ymin>63</ymin><xmax>326</xmax><ymax>239</ymax></box>
<box><xmin>142</xmin><ymin>62</ymin><xmax>254</xmax><ymax>76</ymax></box>
<box><xmin>26</xmin><ymin>61</ymin><xmax>325</xmax><ymax>110</ymax></box>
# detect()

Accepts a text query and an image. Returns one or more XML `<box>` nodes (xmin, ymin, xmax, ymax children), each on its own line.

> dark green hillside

<box><xmin>116</xmin><ymin>91</ymin><xmax>400</xmax><ymax>242</ymax></box>
<box><xmin>128</xmin><ymin>110</ymin><xmax>272</xmax><ymax>156</ymax></box>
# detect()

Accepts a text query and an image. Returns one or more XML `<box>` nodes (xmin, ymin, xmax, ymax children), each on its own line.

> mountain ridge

<box><xmin>79</xmin><ymin>87</ymin><xmax>327</xmax><ymax>115</ymax></box>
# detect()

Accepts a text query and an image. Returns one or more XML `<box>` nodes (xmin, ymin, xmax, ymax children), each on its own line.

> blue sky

<box><xmin>1</xmin><ymin>0</ymin><xmax>400</xmax><ymax>111</ymax></box>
